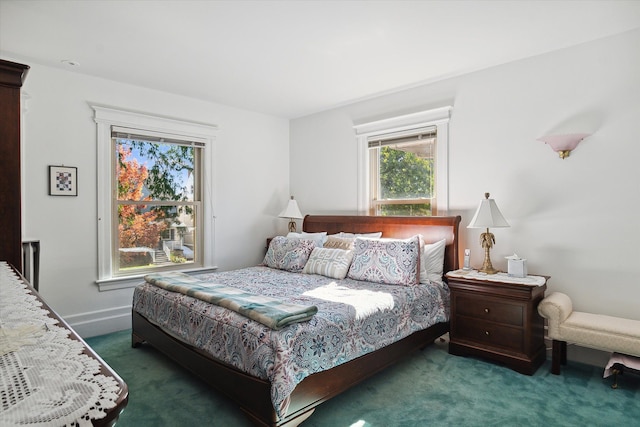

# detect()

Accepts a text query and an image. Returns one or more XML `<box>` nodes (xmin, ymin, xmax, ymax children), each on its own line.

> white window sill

<box><xmin>96</xmin><ymin>265</ymin><xmax>218</xmax><ymax>292</ymax></box>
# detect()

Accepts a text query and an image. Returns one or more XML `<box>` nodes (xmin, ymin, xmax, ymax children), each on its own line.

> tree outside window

<box><xmin>114</xmin><ymin>137</ymin><xmax>200</xmax><ymax>273</ymax></box>
<box><xmin>370</xmin><ymin>133</ymin><xmax>436</xmax><ymax>216</ymax></box>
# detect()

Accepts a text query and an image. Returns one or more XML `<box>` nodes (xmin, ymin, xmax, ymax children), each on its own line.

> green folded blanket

<box><xmin>144</xmin><ymin>272</ymin><xmax>318</xmax><ymax>330</ymax></box>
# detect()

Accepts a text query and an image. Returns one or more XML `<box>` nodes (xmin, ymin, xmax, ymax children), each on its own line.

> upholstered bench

<box><xmin>537</xmin><ymin>292</ymin><xmax>640</xmax><ymax>374</ymax></box>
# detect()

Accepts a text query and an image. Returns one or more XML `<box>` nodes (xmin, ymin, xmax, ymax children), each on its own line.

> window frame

<box><xmin>92</xmin><ymin>105</ymin><xmax>217</xmax><ymax>290</ymax></box>
<box><xmin>354</xmin><ymin>107</ymin><xmax>452</xmax><ymax>216</ymax></box>
<box><xmin>368</xmin><ymin>127</ymin><xmax>437</xmax><ymax>215</ymax></box>
<box><xmin>112</xmin><ymin>132</ymin><xmax>203</xmax><ymax>276</ymax></box>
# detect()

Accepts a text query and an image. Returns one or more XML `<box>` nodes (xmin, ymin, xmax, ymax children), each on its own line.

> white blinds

<box><xmin>368</xmin><ymin>126</ymin><xmax>436</xmax><ymax>159</ymax></box>
<box><xmin>367</xmin><ymin>125</ymin><xmax>436</xmax><ymax>147</ymax></box>
<box><xmin>111</xmin><ymin>126</ymin><xmax>206</xmax><ymax>147</ymax></box>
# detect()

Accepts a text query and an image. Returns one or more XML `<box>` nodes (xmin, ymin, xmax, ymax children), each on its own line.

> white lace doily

<box><xmin>0</xmin><ymin>262</ymin><xmax>124</xmax><ymax>426</ymax></box>
<box><xmin>446</xmin><ymin>269</ymin><xmax>546</xmax><ymax>286</ymax></box>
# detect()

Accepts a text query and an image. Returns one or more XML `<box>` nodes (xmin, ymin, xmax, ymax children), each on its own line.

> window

<box><xmin>368</xmin><ymin>127</ymin><xmax>436</xmax><ymax>216</ymax></box>
<box><xmin>355</xmin><ymin>107</ymin><xmax>451</xmax><ymax>216</ymax></box>
<box><xmin>113</xmin><ymin>129</ymin><xmax>202</xmax><ymax>275</ymax></box>
<box><xmin>92</xmin><ymin>106</ymin><xmax>217</xmax><ymax>289</ymax></box>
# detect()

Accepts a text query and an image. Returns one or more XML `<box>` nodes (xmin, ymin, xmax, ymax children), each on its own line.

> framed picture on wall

<box><xmin>49</xmin><ymin>165</ymin><xmax>78</xmax><ymax>196</ymax></box>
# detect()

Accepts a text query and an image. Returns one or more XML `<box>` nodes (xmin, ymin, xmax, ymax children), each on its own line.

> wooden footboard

<box><xmin>133</xmin><ymin>310</ymin><xmax>448</xmax><ymax>427</ymax></box>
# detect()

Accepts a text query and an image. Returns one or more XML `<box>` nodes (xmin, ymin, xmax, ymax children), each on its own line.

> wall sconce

<box><xmin>278</xmin><ymin>196</ymin><xmax>303</xmax><ymax>232</ymax></box>
<box><xmin>538</xmin><ymin>133</ymin><xmax>589</xmax><ymax>159</ymax></box>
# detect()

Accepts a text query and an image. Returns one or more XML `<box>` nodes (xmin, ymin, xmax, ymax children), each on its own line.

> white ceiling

<box><xmin>2</xmin><ymin>0</ymin><xmax>640</xmax><ymax>119</ymax></box>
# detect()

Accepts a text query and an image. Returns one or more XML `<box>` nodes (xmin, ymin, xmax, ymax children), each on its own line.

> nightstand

<box><xmin>446</xmin><ymin>270</ymin><xmax>548</xmax><ymax>375</ymax></box>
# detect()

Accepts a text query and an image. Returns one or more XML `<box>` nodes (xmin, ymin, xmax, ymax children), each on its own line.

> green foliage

<box><xmin>380</xmin><ymin>203</ymin><xmax>431</xmax><ymax>216</ymax></box>
<box><xmin>377</xmin><ymin>146</ymin><xmax>433</xmax><ymax>216</ymax></box>
<box><xmin>124</xmin><ymin>140</ymin><xmax>196</xmax><ymax>219</ymax></box>
<box><xmin>130</xmin><ymin>142</ymin><xmax>194</xmax><ymax>201</ymax></box>
<box><xmin>170</xmin><ymin>253</ymin><xmax>187</xmax><ymax>263</ymax></box>
<box><xmin>379</xmin><ymin>147</ymin><xmax>433</xmax><ymax>199</ymax></box>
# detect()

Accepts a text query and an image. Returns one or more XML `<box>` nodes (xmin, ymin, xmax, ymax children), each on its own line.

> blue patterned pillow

<box><xmin>347</xmin><ymin>236</ymin><xmax>420</xmax><ymax>285</ymax></box>
<box><xmin>263</xmin><ymin>236</ymin><xmax>318</xmax><ymax>272</ymax></box>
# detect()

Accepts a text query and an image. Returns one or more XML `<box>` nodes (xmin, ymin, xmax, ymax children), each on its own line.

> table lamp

<box><xmin>279</xmin><ymin>196</ymin><xmax>303</xmax><ymax>232</ymax></box>
<box><xmin>467</xmin><ymin>192</ymin><xmax>510</xmax><ymax>274</ymax></box>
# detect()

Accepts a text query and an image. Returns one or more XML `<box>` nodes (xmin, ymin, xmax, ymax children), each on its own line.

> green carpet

<box><xmin>86</xmin><ymin>330</ymin><xmax>639</xmax><ymax>426</ymax></box>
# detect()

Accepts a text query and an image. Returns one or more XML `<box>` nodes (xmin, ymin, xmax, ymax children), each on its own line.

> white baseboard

<box><xmin>63</xmin><ymin>305</ymin><xmax>132</xmax><ymax>339</ymax></box>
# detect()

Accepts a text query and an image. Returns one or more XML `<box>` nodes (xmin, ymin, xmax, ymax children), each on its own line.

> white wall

<box><xmin>291</xmin><ymin>27</ymin><xmax>640</xmax><ymax>331</ymax></box>
<box><xmin>12</xmin><ymin>27</ymin><xmax>640</xmax><ymax>365</ymax></box>
<box><xmin>17</xmin><ymin>60</ymin><xmax>291</xmax><ymax>337</ymax></box>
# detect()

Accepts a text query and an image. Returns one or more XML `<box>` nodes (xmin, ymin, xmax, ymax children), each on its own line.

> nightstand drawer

<box><xmin>455</xmin><ymin>296</ymin><xmax>523</xmax><ymax>327</ymax></box>
<box><xmin>454</xmin><ymin>317</ymin><xmax>524</xmax><ymax>352</ymax></box>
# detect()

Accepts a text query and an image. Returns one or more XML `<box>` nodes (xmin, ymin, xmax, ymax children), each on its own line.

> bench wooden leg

<box><xmin>551</xmin><ymin>340</ymin><xmax>566</xmax><ymax>375</ymax></box>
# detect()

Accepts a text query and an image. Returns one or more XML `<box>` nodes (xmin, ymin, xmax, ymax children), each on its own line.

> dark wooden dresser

<box><xmin>0</xmin><ymin>59</ymin><xmax>29</xmax><ymax>272</ymax></box>
<box><xmin>447</xmin><ymin>270</ymin><xmax>548</xmax><ymax>375</ymax></box>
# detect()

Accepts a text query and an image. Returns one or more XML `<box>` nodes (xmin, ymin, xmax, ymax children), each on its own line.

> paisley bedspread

<box><xmin>132</xmin><ymin>266</ymin><xmax>449</xmax><ymax>418</ymax></box>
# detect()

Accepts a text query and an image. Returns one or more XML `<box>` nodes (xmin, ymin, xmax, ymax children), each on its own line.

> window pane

<box><xmin>117</xmin><ymin>204</ymin><xmax>197</xmax><ymax>272</ymax></box>
<box><xmin>379</xmin><ymin>203</ymin><xmax>432</xmax><ymax>216</ymax></box>
<box><xmin>380</xmin><ymin>146</ymin><xmax>433</xmax><ymax>200</ymax></box>
<box><xmin>116</xmin><ymin>139</ymin><xmax>196</xmax><ymax>202</ymax></box>
<box><xmin>114</xmin><ymin>135</ymin><xmax>201</xmax><ymax>274</ymax></box>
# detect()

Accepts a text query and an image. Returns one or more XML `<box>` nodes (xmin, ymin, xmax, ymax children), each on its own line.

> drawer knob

<box><xmin>484</xmin><ymin>308</ymin><xmax>490</xmax><ymax>314</ymax></box>
<box><xmin>485</xmin><ymin>331</ymin><xmax>490</xmax><ymax>336</ymax></box>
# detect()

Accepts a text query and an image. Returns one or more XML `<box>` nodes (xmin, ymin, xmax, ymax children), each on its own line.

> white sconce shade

<box><xmin>538</xmin><ymin>133</ymin><xmax>589</xmax><ymax>159</ymax></box>
<box><xmin>279</xmin><ymin>196</ymin><xmax>303</xmax><ymax>232</ymax></box>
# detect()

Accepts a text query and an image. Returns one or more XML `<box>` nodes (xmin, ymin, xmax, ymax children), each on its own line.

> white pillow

<box><xmin>303</xmin><ymin>247</ymin><xmax>354</xmax><ymax>279</ymax></box>
<box><xmin>419</xmin><ymin>238</ymin><xmax>446</xmax><ymax>284</ymax></box>
<box><xmin>287</xmin><ymin>231</ymin><xmax>328</xmax><ymax>246</ymax></box>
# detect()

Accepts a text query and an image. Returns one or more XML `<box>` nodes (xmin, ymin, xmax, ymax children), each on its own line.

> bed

<box><xmin>132</xmin><ymin>214</ymin><xmax>461</xmax><ymax>426</ymax></box>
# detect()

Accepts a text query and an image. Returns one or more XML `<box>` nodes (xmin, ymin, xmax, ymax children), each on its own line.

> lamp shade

<box><xmin>467</xmin><ymin>193</ymin><xmax>509</xmax><ymax>229</ymax></box>
<box><xmin>278</xmin><ymin>196</ymin><xmax>303</xmax><ymax>220</ymax></box>
<box><xmin>538</xmin><ymin>133</ymin><xmax>589</xmax><ymax>159</ymax></box>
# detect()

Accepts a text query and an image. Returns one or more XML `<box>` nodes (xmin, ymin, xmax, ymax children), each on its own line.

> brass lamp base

<box><xmin>288</xmin><ymin>220</ymin><xmax>297</xmax><ymax>233</ymax></box>
<box><xmin>478</xmin><ymin>264</ymin><xmax>499</xmax><ymax>275</ymax></box>
<box><xmin>479</xmin><ymin>229</ymin><xmax>499</xmax><ymax>274</ymax></box>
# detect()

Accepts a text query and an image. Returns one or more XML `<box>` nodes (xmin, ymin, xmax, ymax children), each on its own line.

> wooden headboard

<box><xmin>303</xmin><ymin>215</ymin><xmax>462</xmax><ymax>274</ymax></box>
